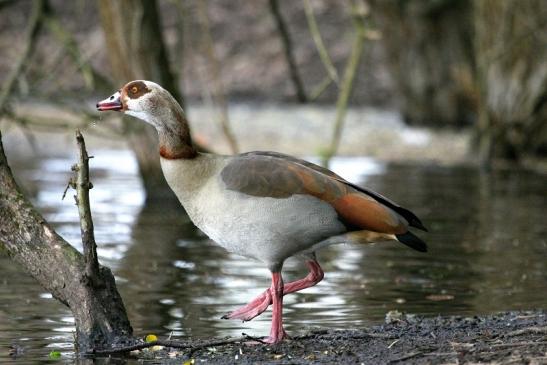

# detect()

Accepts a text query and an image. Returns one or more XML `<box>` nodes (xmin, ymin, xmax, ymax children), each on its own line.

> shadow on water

<box><xmin>1</xmin><ymin>151</ymin><xmax>546</xmax><ymax>362</ymax></box>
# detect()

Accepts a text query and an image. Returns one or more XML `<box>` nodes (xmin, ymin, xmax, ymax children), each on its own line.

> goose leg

<box><xmin>222</xmin><ymin>260</ymin><xmax>324</xmax><ymax>321</ymax></box>
<box><xmin>262</xmin><ymin>271</ymin><xmax>287</xmax><ymax>344</ymax></box>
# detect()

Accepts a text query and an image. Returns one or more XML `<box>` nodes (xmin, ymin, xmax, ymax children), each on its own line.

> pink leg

<box><xmin>262</xmin><ymin>271</ymin><xmax>286</xmax><ymax>344</ymax></box>
<box><xmin>284</xmin><ymin>260</ymin><xmax>324</xmax><ymax>294</ymax></box>
<box><xmin>222</xmin><ymin>260</ymin><xmax>324</xmax><ymax>321</ymax></box>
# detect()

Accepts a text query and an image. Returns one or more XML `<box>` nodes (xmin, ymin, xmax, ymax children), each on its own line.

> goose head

<box><xmin>97</xmin><ymin>80</ymin><xmax>197</xmax><ymax>159</ymax></box>
<box><xmin>96</xmin><ymin>80</ymin><xmax>182</xmax><ymax>129</ymax></box>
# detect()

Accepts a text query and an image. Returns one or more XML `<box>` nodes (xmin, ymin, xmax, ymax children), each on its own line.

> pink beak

<box><xmin>96</xmin><ymin>91</ymin><xmax>123</xmax><ymax>111</ymax></box>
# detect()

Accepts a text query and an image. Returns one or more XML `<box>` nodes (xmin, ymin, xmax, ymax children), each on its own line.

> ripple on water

<box><xmin>1</xmin><ymin>151</ymin><xmax>546</xmax><ymax>362</ymax></box>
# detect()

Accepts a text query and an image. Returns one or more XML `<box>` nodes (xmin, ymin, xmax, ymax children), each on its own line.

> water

<box><xmin>1</xmin><ymin>150</ymin><xmax>546</xmax><ymax>362</ymax></box>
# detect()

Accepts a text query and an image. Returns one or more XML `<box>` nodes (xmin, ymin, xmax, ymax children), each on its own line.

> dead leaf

<box><xmin>426</xmin><ymin>294</ymin><xmax>454</xmax><ymax>301</ymax></box>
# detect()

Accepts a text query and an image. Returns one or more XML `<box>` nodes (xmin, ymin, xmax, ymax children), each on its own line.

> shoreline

<box><xmin>112</xmin><ymin>310</ymin><xmax>547</xmax><ymax>364</ymax></box>
<box><xmin>5</xmin><ymin>100</ymin><xmax>470</xmax><ymax>166</ymax></box>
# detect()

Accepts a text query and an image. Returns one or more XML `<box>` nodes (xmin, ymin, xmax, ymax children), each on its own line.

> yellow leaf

<box><xmin>182</xmin><ymin>359</ymin><xmax>195</xmax><ymax>365</ymax></box>
<box><xmin>145</xmin><ymin>334</ymin><xmax>158</xmax><ymax>342</ymax></box>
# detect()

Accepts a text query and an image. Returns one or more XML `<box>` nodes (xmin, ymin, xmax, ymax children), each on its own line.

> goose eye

<box><xmin>130</xmin><ymin>86</ymin><xmax>138</xmax><ymax>94</ymax></box>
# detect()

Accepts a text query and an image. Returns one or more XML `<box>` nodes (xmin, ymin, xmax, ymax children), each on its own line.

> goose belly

<box><xmin>186</xmin><ymin>188</ymin><xmax>346</xmax><ymax>264</ymax></box>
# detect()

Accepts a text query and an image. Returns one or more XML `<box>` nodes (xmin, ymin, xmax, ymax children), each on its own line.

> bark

<box><xmin>474</xmin><ymin>0</ymin><xmax>547</xmax><ymax>163</ymax></box>
<box><xmin>74</xmin><ymin>130</ymin><xmax>100</xmax><ymax>283</ymax></box>
<box><xmin>97</xmin><ymin>0</ymin><xmax>182</xmax><ymax>201</ymax></box>
<box><xmin>0</xmin><ymin>129</ymin><xmax>133</xmax><ymax>352</ymax></box>
<box><xmin>370</xmin><ymin>0</ymin><xmax>476</xmax><ymax>127</ymax></box>
<box><xmin>97</xmin><ymin>0</ymin><xmax>180</xmax><ymax>101</ymax></box>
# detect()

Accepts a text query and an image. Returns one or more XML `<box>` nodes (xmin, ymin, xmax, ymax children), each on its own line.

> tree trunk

<box><xmin>97</xmin><ymin>0</ymin><xmax>183</xmax><ymax>201</ymax></box>
<box><xmin>370</xmin><ymin>0</ymin><xmax>476</xmax><ymax>127</ymax></box>
<box><xmin>474</xmin><ymin>0</ymin><xmax>547</xmax><ymax>164</ymax></box>
<box><xmin>0</xmin><ymin>129</ymin><xmax>133</xmax><ymax>352</ymax></box>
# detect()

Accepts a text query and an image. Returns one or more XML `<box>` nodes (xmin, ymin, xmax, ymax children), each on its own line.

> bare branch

<box><xmin>309</xmin><ymin>76</ymin><xmax>334</xmax><ymax>101</ymax></box>
<box><xmin>268</xmin><ymin>0</ymin><xmax>308</xmax><ymax>103</ymax></box>
<box><xmin>90</xmin><ymin>336</ymin><xmax>248</xmax><ymax>355</ymax></box>
<box><xmin>3</xmin><ymin>106</ymin><xmax>122</xmax><ymax>140</ymax></box>
<box><xmin>303</xmin><ymin>0</ymin><xmax>339</xmax><ymax>85</ymax></box>
<box><xmin>43</xmin><ymin>8</ymin><xmax>111</xmax><ymax>92</ymax></box>
<box><xmin>74</xmin><ymin>130</ymin><xmax>100</xmax><ymax>285</ymax></box>
<box><xmin>3</xmin><ymin>109</ymin><xmax>39</xmax><ymax>154</ymax></box>
<box><xmin>323</xmin><ymin>0</ymin><xmax>367</xmax><ymax>165</ymax></box>
<box><xmin>0</xmin><ymin>0</ymin><xmax>45</xmax><ymax>113</ymax></box>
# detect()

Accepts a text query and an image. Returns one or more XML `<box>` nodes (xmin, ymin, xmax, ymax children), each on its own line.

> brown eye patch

<box><xmin>125</xmin><ymin>81</ymin><xmax>151</xmax><ymax>99</ymax></box>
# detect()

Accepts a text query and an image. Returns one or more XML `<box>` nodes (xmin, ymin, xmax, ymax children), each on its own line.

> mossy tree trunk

<box><xmin>369</xmin><ymin>0</ymin><xmax>476</xmax><ymax>127</ymax></box>
<box><xmin>474</xmin><ymin>0</ymin><xmax>547</xmax><ymax>164</ymax></box>
<box><xmin>0</xmin><ymin>129</ymin><xmax>133</xmax><ymax>352</ymax></box>
<box><xmin>371</xmin><ymin>0</ymin><xmax>547</xmax><ymax>164</ymax></box>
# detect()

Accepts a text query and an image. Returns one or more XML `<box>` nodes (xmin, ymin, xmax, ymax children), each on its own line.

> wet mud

<box><xmin>123</xmin><ymin>310</ymin><xmax>547</xmax><ymax>364</ymax></box>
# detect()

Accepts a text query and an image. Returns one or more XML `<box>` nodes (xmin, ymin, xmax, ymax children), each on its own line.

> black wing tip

<box><xmin>397</xmin><ymin>207</ymin><xmax>428</xmax><ymax>232</ymax></box>
<box><xmin>396</xmin><ymin>232</ymin><xmax>428</xmax><ymax>253</ymax></box>
<box><xmin>410</xmin><ymin>218</ymin><xmax>428</xmax><ymax>232</ymax></box>
<box><xmin>338</xmin><ymin>180</ymin><xmax>429</xmax><ymax>233</ymax></box>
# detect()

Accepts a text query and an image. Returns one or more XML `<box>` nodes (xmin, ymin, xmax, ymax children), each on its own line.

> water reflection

<box><xmin>1</xmin><ymin>150</ymin><xmax>546</xmax><ymax>362</ymax></box>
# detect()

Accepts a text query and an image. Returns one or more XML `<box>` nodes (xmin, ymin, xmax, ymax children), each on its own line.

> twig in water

<box><xmin>73</xmin><ymin>130</ymin><xmax>100</xmax><ymax>285</ymax></box>
<box><xmin>90</xmin><ymin>336</ymin><xmax>249</xmax><ymax>356</ymax></box>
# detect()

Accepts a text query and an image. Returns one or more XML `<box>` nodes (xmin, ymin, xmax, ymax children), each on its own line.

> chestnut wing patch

<box><xmin>240</xmin><ymin>151</ymin><xmax>427</xmax><ymax>232</ymax></box>
<box><xmin>221</xmin><ymin>154</ymin><xmax>407</xmax><ymax>234</ymax></box>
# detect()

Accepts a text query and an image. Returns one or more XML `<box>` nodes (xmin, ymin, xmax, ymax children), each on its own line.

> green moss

<box><xmin>62</xmin><ymin>243</ymin><xmax>84</xmax><ymax>264</ymax></box>
<box><xmin>0</xmin><ymin>241</ymin><xmax>6</xmax><ymax>256</ymax></box>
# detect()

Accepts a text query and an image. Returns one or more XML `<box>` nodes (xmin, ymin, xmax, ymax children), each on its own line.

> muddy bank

<box><xmin>111</xmin><ymin>311</ymin><xmax>546</xmax><ymax>364</ymax></box>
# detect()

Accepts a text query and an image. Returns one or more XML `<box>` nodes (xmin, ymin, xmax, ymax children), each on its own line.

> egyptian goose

<box><xmin>97</xmin><ymin>80</ymin><xmax>427</xmax><ymax>344</ymax></box>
